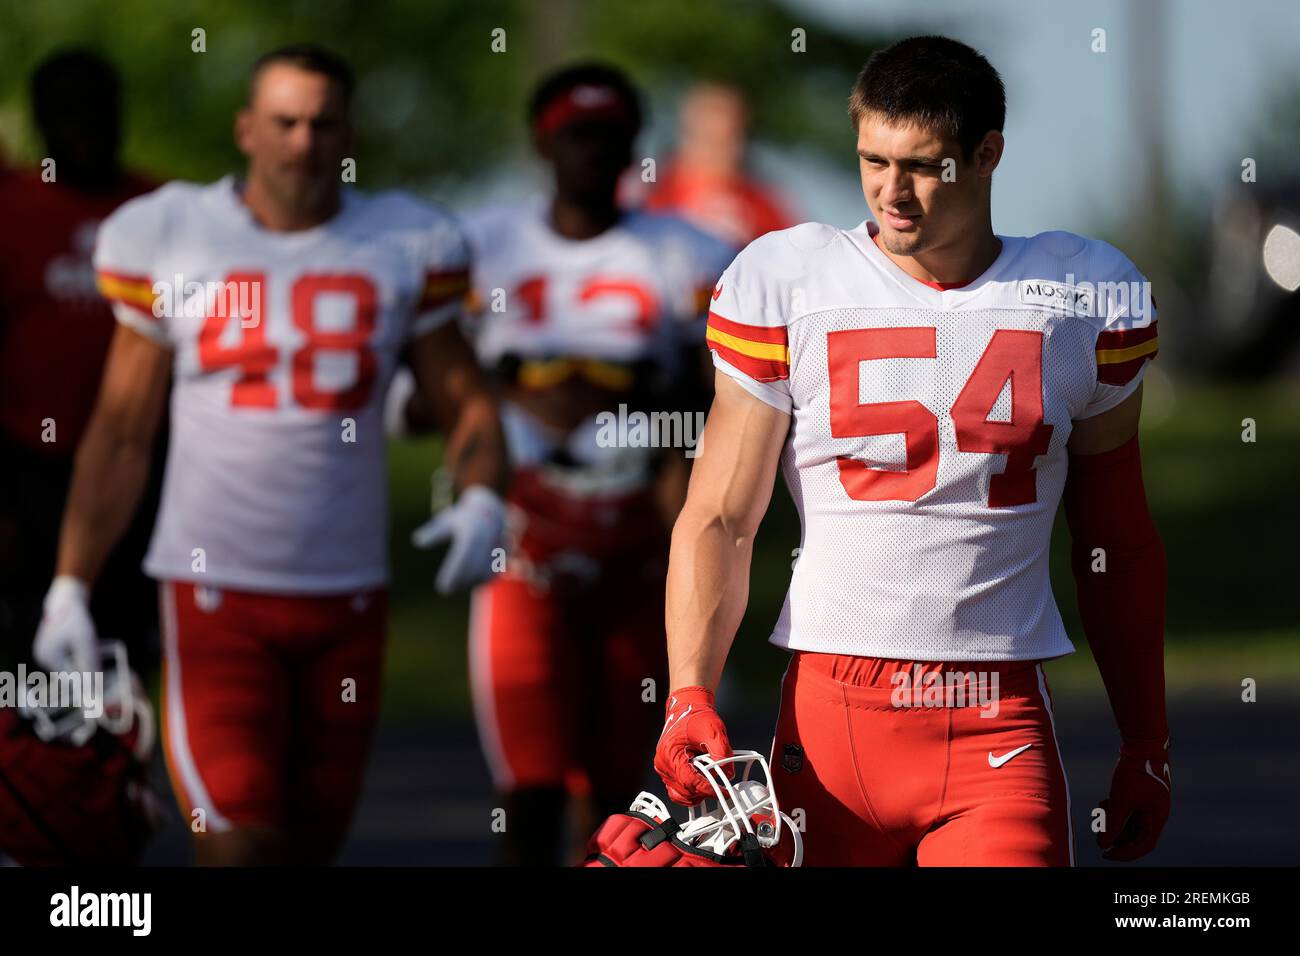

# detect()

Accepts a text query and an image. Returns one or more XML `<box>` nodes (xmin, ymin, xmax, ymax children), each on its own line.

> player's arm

<box><xmin>385</xmin><ymin>361</ymin><xmax>439</xmax><ymax>437</ymax></box>
<box><xmin>406</xmin><ymin>321</ymin><xmax>507</xmax><ymax>495</ymax></box>
<box><xmin>666</xmin><ymin>372</ymin><xmax>788</xmax><ymax>688</ymax></box>
<box><xmin>654</xmin><ymin>372</ymin><xmax>788</xmax><ymax>804</ymax></box>
<box><xmin>56</xmin><ymin>324</ymin><xmax>171</xmax><ymax>584</ymax></box>
<box><xmin>404</xmin><ymin>321</ymin><xmax>510</xmax><ymax>594</ymax></box>
<box><xmin>1064</xmin><ymin>384</ymin><xmax>1172</xmax><ymax>860</ymax></box>
<box><xmin>33</xmin><ymin>324</ymin><xmax>170</xmax><ymax>673</ymax></box>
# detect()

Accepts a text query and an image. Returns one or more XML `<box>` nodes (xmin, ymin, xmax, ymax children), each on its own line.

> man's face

<box><xmin>236</xmin><ymin>64</ymin><xmax>352</xmax><ymax>211</ymax></box>
<box><xmin>680</xmin><ymin>85</ymin><xmax>746</xmax><ymax>174</ymax></box>
<box><xmin>856</xmin><ymin>112</ymin><xmax>1001</xmax><ymax>257</ymax></box>
<box><xmin>36</xmin><ymin>86</ymin><xmax>120</xmax><ymax>188</ymax></box>
<box><xmin>541</xmin><ymin>118</ymin><xmax>634</xmax><ymax>204</ymax></box>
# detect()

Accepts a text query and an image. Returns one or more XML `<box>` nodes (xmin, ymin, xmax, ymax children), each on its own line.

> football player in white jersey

<box><xmin>393</xmin><ymin>63</ymin><xmax>733</xmax><ymax>864</ymax></box>
<box><xmin>30</xmin><ymin>45</ymin><xmax>508</xmax><ymax>865</ymax></box>
<box><xmin>655</xmin><ymin>36</ymin><xmax>1171</xmax><ymax>865</ymax></box>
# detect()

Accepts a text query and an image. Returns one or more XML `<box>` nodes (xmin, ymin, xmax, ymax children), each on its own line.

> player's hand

<box><xmin>654</xmin><ymin>686</ymin><xmax>733</xmax><ymax>805</ymax></box>
<box><xmin>1097</xmin><ymin>736</ymin><xmax>1171</xmax><ymax>861</ymax></box>
<box><xmin>32</xmin><ymin>576</ymin><xmax>101</xmax><ymax>675</ymax></box>
<box><xmin>411</xmin><ymin>485</ymin><xmax>505</xmax><ymax>594</ymax></box>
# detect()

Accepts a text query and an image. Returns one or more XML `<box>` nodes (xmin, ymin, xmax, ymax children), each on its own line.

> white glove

<box><xmin>32</xmin><ymin>576</ymin><xmax>101</xmax><ymax>674</ymax></box>
<box><xmin>411</xmin><ymin>485</ymin><xmax>506</xmax><ymax>594</ymax></box>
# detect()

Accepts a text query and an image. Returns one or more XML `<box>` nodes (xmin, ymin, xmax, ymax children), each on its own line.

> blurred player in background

<box><xmin>657</xmin><ymin>36</ymin><xmax>1170</xmax><ymax>866</ymax></box>
<box><xmin>0</xmin><ymin>50</ymin><xmax>161</xmax><ymax>678</ymax></box>
<box><xmin>31</xmin><ymin>45</ymin><xmax>508</xmax><ymax>866</ymax></box>
<box><xmin>637</xmin><ymin>82</ymin><xmax>796</xmax><ymax>248</ymax></box>
<box><xmin>393</xmin><ymin>62</ymin><xmax>732</xmax><ymax>865</ymax></box>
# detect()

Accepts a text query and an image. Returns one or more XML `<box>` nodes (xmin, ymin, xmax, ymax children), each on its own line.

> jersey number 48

<box><xmin>198</xmin><ymin>272</ymin><xmax>377</xmax><ymax>412</ymax></box>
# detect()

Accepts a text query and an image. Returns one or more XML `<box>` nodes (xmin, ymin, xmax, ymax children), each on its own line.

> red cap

<box><xmin>534</xmin><ymin>83</ymin><xmax>637</xmax><ymax>139</ymax></box>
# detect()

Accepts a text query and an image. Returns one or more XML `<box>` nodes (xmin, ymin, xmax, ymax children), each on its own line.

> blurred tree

<box><xmin>0</xmin><ymin>0</ymin><xmax>887</xmax><ymax>191</ymax></box>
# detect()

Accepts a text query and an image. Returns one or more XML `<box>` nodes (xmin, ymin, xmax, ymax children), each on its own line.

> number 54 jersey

<box><xmin>94</xmin><ymin>176</ymin><xmax>471</xmax><ymax>594</ymax></box>
<box><xmin>707</xmin><ymin>220</ymin><xmax>1159</xmax><ymax>661</ymax></box>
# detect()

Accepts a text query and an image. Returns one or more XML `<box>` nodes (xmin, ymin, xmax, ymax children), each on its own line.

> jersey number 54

<box><xmin>828</xmin><ymin>327</ymin><xmax>1053</xmax><ymax>507</ymax></box>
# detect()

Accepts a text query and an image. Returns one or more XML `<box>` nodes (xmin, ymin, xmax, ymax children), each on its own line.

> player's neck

<box><xmin>876</xmin><ymin>222</ymin><xmax>1002</xmax><ymax>288</ymax></box>
<box><xmin>548</xmin><ymin>195</ymin><xmax>621</xmax><ymax>241</ymax></box>
<box><xmin>239</xmin><ymin>177</ymin><xmax>340</xmax><ymax>232</ymax></box>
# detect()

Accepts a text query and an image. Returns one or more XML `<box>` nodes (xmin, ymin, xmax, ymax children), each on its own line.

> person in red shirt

<box><xmin>640</xmin><ymin>82</ymin><xmax>796</xmax><ymax>248</ymax></box>
<box><xmin>0</xmin><ymin>49</ymin><xmax>161</xmax><ymax>675</ymax></box>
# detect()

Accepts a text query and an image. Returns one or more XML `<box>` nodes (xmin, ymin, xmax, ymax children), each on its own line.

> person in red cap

<box><xmin>393</xmin><ymin>62</ymin><xmax>733</xmax><ymax>865</ymax></box>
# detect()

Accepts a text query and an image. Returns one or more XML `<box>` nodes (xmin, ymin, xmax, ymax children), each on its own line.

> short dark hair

<box><xmin>248</xmin><ymin>44</ymin><xmax>354</xmax><ymax>103</ymax></box>
<box><xmin>527</xmin><ymin>61</ymin><xmax>642</xmax><ymax>133</ymax></box>
<box><xmin>848</xmin><ymin>36</ymin><xmax>1005</xmax><ymax>158</ymax></box>
<box><xmin>31</xmin><ymin>48</ymin><xmax>119</xmax><ymax>119</ymax></box>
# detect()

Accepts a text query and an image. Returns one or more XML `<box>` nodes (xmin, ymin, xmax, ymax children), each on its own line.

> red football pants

<box><xmin>159</xmin><ymin>581</ymin><xmax>386</xmax><ymax>842</ymax></box>
<box><xmin>468</xmin><ymin>572</ymin><xmax>666</xmax><ymax>797</ymax></box>
<box><xmin>770</xmin><ymin>651</ymin><xmax>1074</xmax><ymax>866</ymax></box>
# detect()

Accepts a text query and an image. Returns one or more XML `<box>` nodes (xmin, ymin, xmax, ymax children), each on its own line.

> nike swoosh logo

<box><xmin>712</xmin><ymin>283</ymin><xmax>723</xmax><ymax>300</ymax></box>
<box><xmin>988</xmin><ymin>743</ymin><xmax>1033</xmax><ymax>768</ymax></box>
<box><xmin>1145</xmin><ymin>759</ymin><xmax>1171</xmax><ymax>791</ymax></box>
<box><xmin>660</xmin><ymin>703</ymin><xmax>691</xmax><ymax>739</ymax></box>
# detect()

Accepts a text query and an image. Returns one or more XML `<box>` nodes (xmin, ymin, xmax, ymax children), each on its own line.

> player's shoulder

<box><xmin>96</xmin><ymin>179</ymin><xmax>215</xmax><ymax>260</ymax></box>
<box><xmin>456</xmin><ymin>199</ymin><xmax>521</xmax><ymax>250</ymax></box>
<box><xmin>745</xmin><ymin>220</ymin><xmax>844</xmax><ymax>259</ymax></box>
<box><xmin>621</xmin><ymin>208</ymin><xmax>737</xmax><ymax>275</ymax></box>
<box><xmin>723</xmin><ymin>221</ymin><xmax>853</xmax><ymax>290</ymax></box>
<box><xmin>1015</xmin><ymin>230</ymin><xmax>1154</xmax><ymax>330</ymax></box>
<box><xmin>622</xmin><ymin>208</ymin><xmax>721</xmax><ymax>245</ymax></box>
<box><xmin>0</xmin><ymin>168</ymin><xmax>48</xmax><ymax>203</ymax></box>
<box><xmin>352</xmin><ymin>188</ymin><xmax>464</xmax><ymax>235</ymax></box>
<box><xmin>708</xmin><ymin>223</ymin><xmax>849</xmax><ymax>332</ymax></box>
<box><xmin>104</xmin><ymin>179</ymin><xmax>205</xmax><ymax>224</ymax></box>
<box><xmin>350</xmin><ymin>188</ymin><xmax>470</xmax><ymax>263</ymax></box>
<box><xmin>1019</xmin><ymin>230</ymin><xmax>1145</xmax><ymax>281</ymax></box>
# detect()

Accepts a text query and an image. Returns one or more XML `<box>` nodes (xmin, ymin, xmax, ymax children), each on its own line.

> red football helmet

<box><xmin>0</xmin><ymin>641</ymin><xmax>161</xmax><ymax>866</ymax></box>
<box><xmin>583</xmin><ymin>750</ymin><xmax>804</xmax><ymax>867</ymax></box>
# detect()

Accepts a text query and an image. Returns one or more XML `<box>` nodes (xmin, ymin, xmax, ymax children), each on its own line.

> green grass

<box><xmin>380</xmin><ymin>379</ymin><xmax>1300</xmax><ymax>722</ymax></box>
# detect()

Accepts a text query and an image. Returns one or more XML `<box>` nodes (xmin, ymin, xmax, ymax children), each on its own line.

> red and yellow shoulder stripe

<box><xmin>1096</xmin><ymin>321</ymin><xmax>1158</xmax><ymax>385</ymax></box>
<box><xmin>419</xmin><ymin>267</ymin><xmax>471</xmax><ymax>312</ymax></box>
<box><xmin>706</xmin><ymin>312</ymin><xmax>789</xmax><ymax>382</ymax></box>
<box><xmin>96</xmin><ymin>270</ymin><xmax>158</xmax><ymax>320</ymax></box>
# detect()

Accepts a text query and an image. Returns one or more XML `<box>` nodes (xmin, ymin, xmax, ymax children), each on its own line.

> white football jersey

<box><xmin>95</xmin><ymin>176</ymin><xmax>471</xmax><ymax>594</ymax></box>
<box><xmin>457</xmin><ymin>198</ymin><xmax>733</xmax><ymax>486</ymax></box>
<box><xmin>708</xmin><ymin>220</ymin><xmax>1159</xmax><ymax>661</ymax></box>
<box><xmin>463</xmin><ymin>198</ymin><xmax>734</xmax><ymax>374</ymax></box>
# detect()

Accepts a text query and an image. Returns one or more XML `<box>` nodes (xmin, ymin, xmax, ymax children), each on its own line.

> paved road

<box><xmin>142</xmin><ymin>691</ymin><xmax>1300</xmax><ymax>866</ymax></box>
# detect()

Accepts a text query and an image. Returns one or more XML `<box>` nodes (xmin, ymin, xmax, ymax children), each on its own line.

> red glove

<box><xmin>1097</xmin><ymin>735</ymin><xmax>1171</xmax><ymax>861</ymax></box>
<box><xmin>654</xmin><ymin>687</ymin><xmax>733</xmax><ymax>805</ymax></box>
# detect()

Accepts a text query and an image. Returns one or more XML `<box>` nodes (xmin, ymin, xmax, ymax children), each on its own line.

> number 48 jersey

<box><xmin>707</xmin><ymin>220</ymin><xmax>1159</xmax><ymax>661</ymax></box>
<box><xmin>94</xmin><ymin>176</ymin><xmax>471</xmax><ymax>594</ymax></box>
